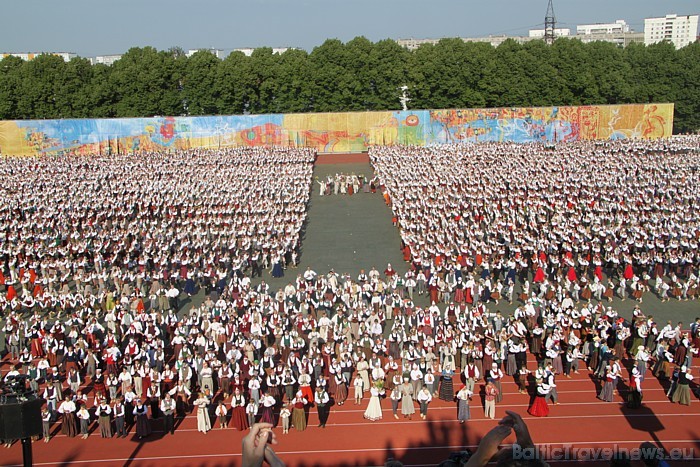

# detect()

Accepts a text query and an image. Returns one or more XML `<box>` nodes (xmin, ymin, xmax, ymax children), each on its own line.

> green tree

<box><xmin>366</xmin><ymin>39</ymin><xmax>411</xmax><ymax>110</ymax></box>
<box><xmin>110</xmin><ymin>47</ymin><xmax>183</xmax><ymax>117</ymax></box>
<box><xmin>518</xmin><ymin>40</ymin><xmax>561</xmax><ymax>107</ymax></box>
<box><xmin>308</xmin><ymin>39</ymin><xmax>358</xmax><ymax>112</ymax></box>
<box><xmin>54</xmin><ymin>57</ymin><xmax>94</xmax><ymax>118</ymax></box>
<box><xmin>549</xmin><ymin>39</ymin><xmax>600</xmax><ymax>105</ymax></box>
<box><xmin>182</xmin><ymin>50</ymin><xmax>220</xmax><ymax>115</ymax></box>
<box><xmin>625</xmin><ymin>42</ymin><xmax>678</xmax><ymax>106</ymax></box>
<box><xmin>585</xmin><ymin>41</ymin><xmax>633</xmax><ymax>105</ymax></box>
<box><xmin>0</xmin><ymin>55</ymin><xmax>24</xmax><ymax>119</ymax></box>
<box><xmin>16</xmin><ymin>54</ymin><xmax>66</xmax><ymax>119</ymax></box>
<box><xmin>673</xmin><ymin>42</ymin><xmax>700</xmax><ymax>133</ymax></box>
<box><xmin>408</xmin><ymin>38</ymin><xmax>491</xmax><ymax>109</ymax></box>
<box><xmin>247</xmin><ymin>48</ymin><xmax>281</xmax><ymax>114</ymax></box>
<box><xmin>88</xmin><ymin>63</ymin><xmax>117</xmax><ymax>118</ymax></box>
<box><xmin>274</xmin><ymin>49</ymin><xmax>312</xmax><ymax>113</ymax></box>
<box><xmin>480</xmin><ymin>39</ymin><xmax>529</xmax><ymax>107</ymax></box>
<box><xmin>215</xmin><ymin>51</ymin><xmax>250</xmax><ymax>115</ymax></box>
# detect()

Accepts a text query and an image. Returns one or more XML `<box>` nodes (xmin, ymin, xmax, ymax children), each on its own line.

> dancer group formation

<box><xmin>0</xmin><ymin>137</ymin><xmax>699</xmax><ymax>444</ymax></box>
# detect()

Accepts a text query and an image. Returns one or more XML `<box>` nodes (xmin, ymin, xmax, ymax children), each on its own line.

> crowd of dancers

<box><xmin>0</xmin><ymin>138</ymin><xmax>699</xmax><ymax>446</ymax></box>
<box><xmin>370</xmin><ymin>138</ymin><xmax>700</xmax><ymax>306</ymax></box>
<box><xmin>315</xmin><ymin>172</ymin><xmax>378</xmax><ymax>196</ymax></box>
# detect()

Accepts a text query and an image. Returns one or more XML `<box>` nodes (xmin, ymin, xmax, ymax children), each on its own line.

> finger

<box><xmin>253</xmin><ymin>426</ymin><xmax>273</xmax><ymax>447</ymax></box>
<box><xmin>249</xmin><ymin>422</ymin><xmax>273</xmax><ymax>439</ymax></box>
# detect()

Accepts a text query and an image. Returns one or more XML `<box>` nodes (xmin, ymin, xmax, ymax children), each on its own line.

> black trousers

<box><xmin>163</xmin><ymin>413</ymin><xmax>174</xmax><ymax>434</ymax></box>
<box><xmin>317</xmin><ymin>405</ymin><xmax>329</xmax><ymax>426</ymax></box>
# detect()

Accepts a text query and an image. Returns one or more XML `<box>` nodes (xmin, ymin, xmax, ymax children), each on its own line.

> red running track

<box><xmin>3</xmin><ymin>358</ymin><xmax>699</xmax><ymax>466</ymax></box>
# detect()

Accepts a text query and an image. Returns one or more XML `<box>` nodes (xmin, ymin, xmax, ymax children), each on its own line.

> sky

<box><xmin>1</xmin><ymin>0</ymin><xmax>698</xmax><ymax>57</ymax></box>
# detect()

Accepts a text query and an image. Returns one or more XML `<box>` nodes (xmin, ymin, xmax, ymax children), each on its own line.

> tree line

<box><xmin>0</xmin><ymin>37</ymin><xmax>698</xmax><ymax>133</ymax></box>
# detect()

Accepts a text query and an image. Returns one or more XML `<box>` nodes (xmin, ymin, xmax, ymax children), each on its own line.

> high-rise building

<box><xmin>644</xmin><ymin>14</ymin><xmax>699</xmax><ymax>49</ymax></box>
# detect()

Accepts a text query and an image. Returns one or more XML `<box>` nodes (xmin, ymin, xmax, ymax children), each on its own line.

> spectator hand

<box><xmin>242</xmin><ymin>423</ymin><xmax>283</xmax><ymax>467</ymax></box>
<box><xmin>466</xmin><ymin>424</ymin><xmax>512</xmax><ymax>466</ymax></box>
<box><xmin>500</xmin><ymin>411</ymin><xmax>534</xmax><ymax>448</ymax></box>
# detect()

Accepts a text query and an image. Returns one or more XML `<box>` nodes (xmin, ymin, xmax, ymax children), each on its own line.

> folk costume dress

<box><xmin>456</xmin><ymin>386</ymin><xmax>472</xmax><ymax>422</ymax></box>
<box><xmin>598</xmin><ymin>369</ymin><xmax>615</xmax><ymax>402</ymax></box>
<box><xmin>194</xmin><ymin>396</ymin><xmax>212</xmax><ymax>433</ymax></box>
<box><xmin>400</xmin><ymin>380</ymin><xmax>415</xmax><ymax>417</ymax></box>
<box><xmin>230</xmin><ymin>393</ymin><xmax>249</xmax><ymax>431</ymax></box>
<box><xmin>671</xmin><ymin>369</ymin><xmax>693</xmax><ymax>405</ymax></box>
<box><xmin>363</xmin><ymin>386</ymin><xmax>385</xmax><ymax>421</ymax></box>
<box><xmin>528</xmin><ymin>382</ymin><xmax>550</xmax><ymax>417</ymax></box>
<box><xmin>291</xmin><ymin>393</ymin><xmax>308</xmax><ymax>431</ymax></box>
<box><xmin>627</xmin><ymin>368</ymin><xmax>643</xmax><ymax>408</ymax></box>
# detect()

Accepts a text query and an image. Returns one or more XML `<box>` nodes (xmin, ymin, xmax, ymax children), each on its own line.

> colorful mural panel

<box><xmin>0</xmin><ymin>104</ymin><xmax>673</xmax><ymax>156</ymax></box>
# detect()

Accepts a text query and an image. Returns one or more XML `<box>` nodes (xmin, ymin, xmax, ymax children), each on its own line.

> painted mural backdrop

<box><xmin>0</xmin><ymin>104</ymin><xmax>673</xmax><ymax>156</ymax></box>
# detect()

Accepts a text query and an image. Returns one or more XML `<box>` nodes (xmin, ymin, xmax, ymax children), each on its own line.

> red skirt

<box><xmin>231</xmin><ymin>406</ymin><xmax>248</xmax><ymax>431</ymax></box>
<box><xmin>528</xmin><ymin>396</ymin><xmax>549</xmax><ymax>417</ymax></box>
<box><xmin>31</xmin><ymin>339</ymin><xmax>44</xmax><ymax>358</ymax></box>
<box><xmin>534</xmin><ymin>268</ymin><xmax>545</xmax><ymax>283</ymax></box>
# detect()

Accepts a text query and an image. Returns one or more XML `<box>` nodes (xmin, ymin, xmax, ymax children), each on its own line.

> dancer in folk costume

<box><xmin>399</xmin><ymin>377</ymin><xmax>415</xmax><ymax>419</ymax></box>
<box><xmin>627</xmin><ymin>366</ymin><xmax>643</xmax><ymax>408</ymax></box>
<box><xmin>363</xmin><ymin>382</ymin><xmax>385</xmax><ymax>421</ymax></box>
<box><xmin>456</xmin><ymin>385</ymin><xmax>472</xmax><ymax>423</ymax></box>
<box><xmin>230</xmin><ymin>388</ymin><xmax>249</xmax><ymax>431</ymax></box>
<box><xmin>291</xmin><ymin>391</ymin><xmax>308</xmax><ymax>431</ymax></box>
<box><xmin>133</xmin><ymin>400</ymin><xmax>152</xmax><ymax>439</ymax></box>
<box><xmin>528</xmin><ymin>380</ymin><xmax>550</xmax><ymax>417</ymax></box>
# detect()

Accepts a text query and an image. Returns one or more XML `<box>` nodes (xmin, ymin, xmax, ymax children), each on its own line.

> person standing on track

<box><xmin>291</xmin><ymin>391</ymin><xmax>307</xmax><ymax>431</ymax></box>
<box><xmin>456</xmin><ymin>384</ymin><xmax>472</xmax><ymax>423</ymax></box>
<box><xmin>315</xmin><ymin>385</ymin><xmax>331</xmax><ymax>427</ymax></box>
<box><xmin>160</xmin><ymin>393</ymin><xmax>176</xmax><ymax>435</ymax></box>
<box><xmin>417</xmin><ymin>385</ymin><xmax>432</xmax><ymax>420</ymax></box>
<box><xmin>627</xmin><ymin>366</ymin><xmax>643</xmax><ymax>408</ymax></box>
<box><xmin>484</xmin><ymin>380</ymin><xmax>499</xmax><ymax>420</ymax></box>
<box><xmin>133</xmin><ymin>399</ymin><xmax>152</xmax><ymax>439</ymax></box>
<box><xmin>363</xmin><ymin>382</ymin><xmax>385</xmax><ymax>422</ymax></box>
<box><xmin>390</xmin><ymin>385</ymin><xmax>401</xmax><ymax>420</ymax></box>
<box><xmin>488</xmin><ymin>363</ymin><xmax>504</xmax><ymax>403</ymax></box>
<box><xmin>400</xmin><ymin>377</ymin><xmax>415</xmax><ymax>420</ymax></box>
